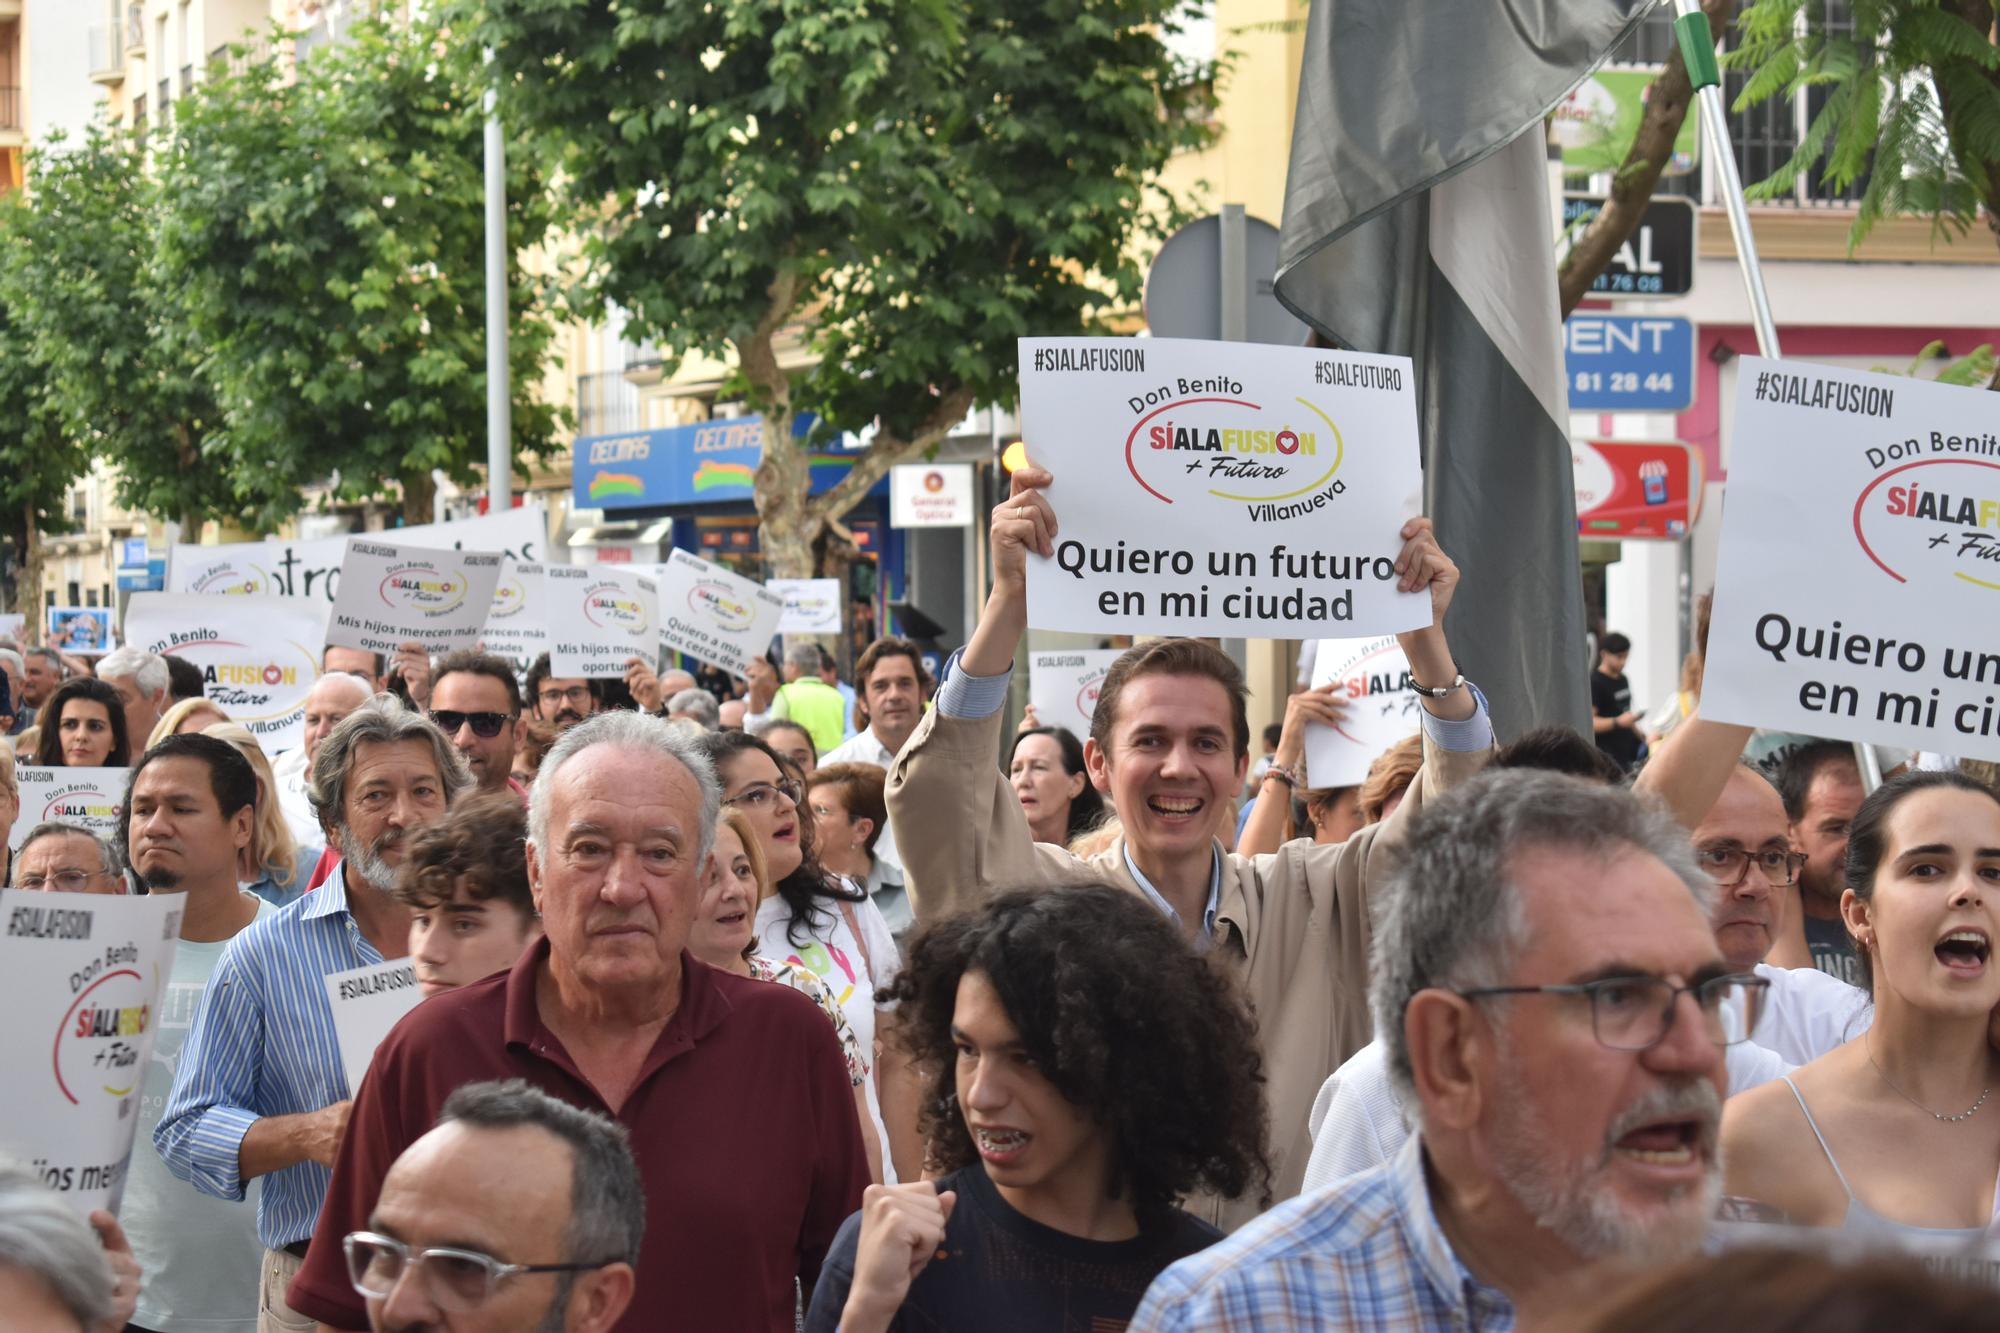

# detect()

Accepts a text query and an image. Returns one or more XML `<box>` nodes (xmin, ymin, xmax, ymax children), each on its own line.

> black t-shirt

<box><xmin>805</xmin><ymin>1166</ymin><xmax>1221</xmax><ymax>1333</ymax></box>
<box><xmin>1591</xmin><ymin>669</ymin><xmax>1641</xmax><ymax>766</ymax></box>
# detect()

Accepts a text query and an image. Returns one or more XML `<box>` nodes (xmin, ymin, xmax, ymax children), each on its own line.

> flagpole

<box><xmin>1669</xmin><ymin>0</ymin><xmax>1886</xmax><ymax>790</ymax></box>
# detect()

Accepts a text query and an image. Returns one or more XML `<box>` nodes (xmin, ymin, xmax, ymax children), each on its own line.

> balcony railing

<box><xmin>577</xmin><ymin>370</ymin><xmax>642</xmax><ymax>438</ymax></box>
<box><xmin>124</xmin><ymin>2</ymin><xmax>144</xmax><ymax>53</ymax></box>
<box><xmin>0</xmin><ymin>87</ymin><xmax>17</xmax><ymax>132</ymax></box>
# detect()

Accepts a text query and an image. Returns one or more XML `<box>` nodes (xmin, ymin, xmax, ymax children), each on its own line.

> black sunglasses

<box><xmin>430</xmin><ymin>710</ymin><xmax>516</xmax><ymax>738</ymax></box>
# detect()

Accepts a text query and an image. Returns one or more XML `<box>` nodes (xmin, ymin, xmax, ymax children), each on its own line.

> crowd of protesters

<box><xmin>2</xmin><ymin>466</ymin><xmax>1999</xmax><ymax>1333</ymax></box>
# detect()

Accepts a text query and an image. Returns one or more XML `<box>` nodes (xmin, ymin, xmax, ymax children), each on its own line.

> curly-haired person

<box><xmin>394</xmin><ymin>791</ymin><xmax>542</xmax><ymax>997</ymax></box>
<box><xmin>805</xmin><ymin>883</ymin><xmax>1270</xmax><ymax>1333</ymax></box>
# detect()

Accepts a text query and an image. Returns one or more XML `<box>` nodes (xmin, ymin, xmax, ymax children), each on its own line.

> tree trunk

<box><xmin>1558</xmin><ymin>0</ymin><xmax>1735</xmax><ymax>317</ymax></box>
<box><xmin>399</xmin><ymin>471</ymin><xmax>438</xmax><ymax>527</ymax></box>
<box><xmin>19</xmin><ymin>499</ymin><xmax>42</xmax><ymax>648</ymax></box>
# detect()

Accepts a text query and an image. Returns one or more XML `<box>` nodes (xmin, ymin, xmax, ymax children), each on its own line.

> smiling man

<box><xmin>1133</xmin><ymin>772</ymin><xmax>1738</xmax><ymax>1331</ymax></box>
<box><xmin>286</xmin><ymin>710</ymin><xmax>868</xmax><ymax>1332</ymax></box>
<box><xmin>886</xmin><ymin>467</ymin><xmax>1492</xmax><ymax>1225</ymax></box>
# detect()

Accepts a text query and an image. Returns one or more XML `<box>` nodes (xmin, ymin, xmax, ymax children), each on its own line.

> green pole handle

<box><xmin>1674</xmin><ymin>10</ymin><xmax>1722</xmax><ymax>90</ymax></box>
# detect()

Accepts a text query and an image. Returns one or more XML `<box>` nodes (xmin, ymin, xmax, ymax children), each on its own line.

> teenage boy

<box><xmin>397</xmin><ymin>792</ymin><xmax>543</xmax><ymax>997</ymax></box>
<box><xmin>886</xmin><ymin>466</ymin><xmax>1492</xmax><ymax>1225</ymax></box>
<box><xmin>807</xmin><ymin>885</ymin><xmax>1268</xmax><ymax>1332</ymax></box>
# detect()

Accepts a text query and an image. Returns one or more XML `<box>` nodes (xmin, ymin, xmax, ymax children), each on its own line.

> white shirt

<box><xmin>272</xmin><ymin>746</ymin><xmax>321</xmax><ymax>850</ymax></box>
<box><xmin>1298</xmin><ymin>962</ymin><xmax>1872</xmax><ymax>1196</ymax></box>
<box><xmin>817</xmin><ymin>728</ymin><xmax>904</xmax><ymax>874</ymax></box>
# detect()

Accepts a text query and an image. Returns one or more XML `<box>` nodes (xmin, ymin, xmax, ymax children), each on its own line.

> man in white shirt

<box><xmin>820</xmin><ymin>637</ymin><xmax>930</xmax><ymax>877</ymax></box>
<box><xmin>274</xmin><ymin>672</ymin><xmax>375</xmax><ymax>848</ymax></box>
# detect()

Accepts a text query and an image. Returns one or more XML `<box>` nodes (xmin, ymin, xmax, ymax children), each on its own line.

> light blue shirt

<box><xmin>154</xmin><ymin>863</ymin><xmax>387</xmax><ymax>1249</ymax></box>
<box><xmin>1125</xmin><ymin>842</ymin><xmax>1222</xmax><ymax>948</ymax></box>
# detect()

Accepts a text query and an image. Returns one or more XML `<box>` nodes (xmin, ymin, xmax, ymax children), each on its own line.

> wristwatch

<box><xmin>1409</xmin><ymin>672</ymin><xmax>1467</xmax><ymax>700</ymax></box>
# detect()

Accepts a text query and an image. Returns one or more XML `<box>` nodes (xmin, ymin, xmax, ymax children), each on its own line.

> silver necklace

<box><xmin>1866</xmin><ymin>1033</ymin><xmax>1991</xmax><ymax>1123</ymax></box>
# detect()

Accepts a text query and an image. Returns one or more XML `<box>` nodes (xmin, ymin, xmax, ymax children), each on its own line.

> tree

<box><xmin>1730</xmin><ymin>0</ymin><xmax>2000</xmax><ymax>257</ymax></box>
<box><xmin>158</xmin><ymin>17</ymin><xmax>566</xmax><ymax>531</ymax></box>
<box><xmin>466</xmin><ymin>0</ymin><xmax>1215</xmax><ymax>576</ymax></box>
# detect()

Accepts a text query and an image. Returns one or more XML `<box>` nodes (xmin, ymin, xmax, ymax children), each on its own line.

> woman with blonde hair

<box><xmin>201</xmin><ymin>721</ymin><xmax>316</xmax><ymax>908</ymax></box>
<box><xmin>145</xmin><ymin>697</ymin><xmax>230</xmax><ymax>751</ymax></box>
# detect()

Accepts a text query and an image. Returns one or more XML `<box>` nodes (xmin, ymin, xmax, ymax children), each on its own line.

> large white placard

<box><xmin>1304</xmin><ymin>635</ymin><xmax>1425</xmax><ymax>788</ymax></box>
<box><xmin>124</xmin><ymin>594</ymin><xmax>323</xmax><ymax>751</ymax></box>
<box><xmin>166</xmin><ymin>504</ymin><xmax>550</xmax><ymax>613</ymax></box>
<box><xmin>1018</xmin><ymin>337</ymin><xmax>1429</xmax><ymax>637</ymax></box>
<box><xmin>654</xmin><ymin>549</ymin><xmax>785</xmax><ymax>677</ymax></box>
<box><xmin>327</xmin><ymin>539</ymin><xmax>504</xmax><ymax>658</ymax></box>
<box><xmin>12</xmin><ymin>767</ymin><xmax>131</xmax><ymax>851</ymax></box>
<box><xmin>0</xmin><ymin>890</ymin><xmax>182</xmax><ymax>1214</ymax></box>
<box><xmin>770</xmin><ymin>578</ymin><xmax>843</xmax><ymax>634</ymax></box>
<box><xmin>1704</xmin><ymin>357</ymin><xmax>2000</xmax><ymax>759</ymax></box>
<box><xmin>546</xmin><ymin>565</ymin><xmax>660</xmax><ymax>679</ymax></box>
<box><xmin>891</xmin><ymin>463</ymin><xmax>975</xmax><ymax>528</ymax></box>
<box><xmin>1027</xmin><ymin>649</ymin><xmax>1125</xmax><ymax>742</ymax></box>
<box><xmin>322</xmin><ymin>959</ymin><xmax>424</xmax><ymax>1094</ymax></box>
<box><xmin>481</xmin><ymin>560</ymin><xmax>549</xmax><ymax>673</ymax></box>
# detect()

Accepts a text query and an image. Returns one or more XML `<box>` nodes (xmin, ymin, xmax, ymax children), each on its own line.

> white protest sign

<box><xmin>546</xmin><ymin>564</ymin><xmax>659</xmax><ymax>679</ymax></box>
<box><xmin>124</xmin><ymin>594</ymin><xmax>322</xmax><ymax>751</ymax></box>
<box><xmin>1303</xmin><ymin>635</ymin><xmax>1425</xmax><ymax>788</ymax></box>
<box><xmin>481</xmin><ymin>560</ymin><xmax>549</xmax><ymax>673</ymax></box>
<box><xmin>654</xmin><ymin>549</ymin><xmax>785</xmax><ymax>677</ymax></box>
<box><xmin>1018</xmin><ymin>337</ymin><xmax>1428</xmax><ymax>637</ymax></box>
<box><xmin>1027</xmin><ymin>649</ymin><xmax>1124</xmax><ymax>741</ymax></box>
<box><xmin>327</xmin><ymin>538</ymin><xmax>504</xmax><ymax>658</ymax></box>
<box><xmin>0</xmin><ymin>890</ymin><xmax>182</xmax><ymax>1214</ymax></box>
<box><xmin>891</xmin><ymin>463</ymin><xmax>975</xmax><ymax>527</ymax></box>
<box><xmin>1704</xmin><ymin>357</ymin><xmax>2000</xmax><ymax>759</ymax></box>
<box><xmin>770</xmin><ymin>578</ymin><xmax>843</xmax><ymax>635</ymax></box>
<box><xmin>167</xmin><ymin>504</ymin><xmax>550</xmax><ymax>611</ymax></box>
<box><xmin>0</xmin><ymin>612</ymin><xmax>24</xmax><ymax>641</ymax></box>
<box><xmin>12</xmin><ymin>768</ymin><xmax>130</xmax><ymax>851</ymax></box>
<box><xmin>323</xmin><ymin>959</ymin><xmax>424</xmax><ymax>1093</ymax></box>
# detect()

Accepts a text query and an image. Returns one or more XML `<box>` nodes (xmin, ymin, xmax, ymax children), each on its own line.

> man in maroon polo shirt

<box><xmin>286</xmin><ymin>710</ymin><xmax>870</xmax><ymax>1331</ymax></box>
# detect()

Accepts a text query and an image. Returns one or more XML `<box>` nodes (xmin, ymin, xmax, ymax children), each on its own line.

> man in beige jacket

<box><xmin>885</xmin><ymin>466</ymin><xmax>1494</xmax><ymax>1229</ymax></box>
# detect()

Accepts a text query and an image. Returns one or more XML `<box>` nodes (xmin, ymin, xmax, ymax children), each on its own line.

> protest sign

<box><xmin>1018</xmin><ymin>337</ymin><xmax>1429</xmax><ymax>637</ymax></box>
<box><xmin>11</xmin><ymin>767</ymin><xmax>130</xmax><ymax>851</ymax></box>
<box><xmin>546</xmin><ymin>564</ymin><xmax>659</xmax><ymax>679</ymax></box>
<box><xmin>1027</xmin><ymin>649</ymin><xmax>1124</xmax><ymax>742</ymax></box>
<box><xmin>0</xmin><ymin>612</ymin><xmax>23</xmax><ymax>641</ymax></box>
<box><xmin>0</xmin><ymin>890</ymin><xmax>182</xmax><ymax>1214</ymax></box>
<box><xmin>1303</xmin><ymin>635</ymin><xmax>1425</xmax><ymax>788</ymax></box>
<box><xmin>481</xmin><ymin>559</ymin><xmax>549</xmax><ymax>672</ymax></box>
<box><xmin>323</xmin><ymin>959</ymin><xmax>424</xmax><ymax>1093</ymax></box>
<box><xmin>891</xmin><ymin>463</ymin><xmax>975</xmax><ymax>527</ymax></box>
<box><xmin>327</xmin><ymin>538</ymin><xmax>503</xmax><ymax>658</ymax></box>
<box><xmin>166</xmin><ymin>504</ymin><xmax>550</xmax><ymax>612</ymax></box>
<box><xmin>1704</xmin><ymin>357</ymin><xmax>2000</xmax><ymax>760</ymax></box>
<box><xmin>770</xmin><ymin>578</ymin><xmax>843</xmax><ymax>634</ymax></box>
<box><xmin>654</xmin><ymin>549</ymin><xmax>785</xmax><ymax>676</ymax></box>
<box><xmin>124</xmin><ymin>594</ymin><xmax>321</xmax><ymax>751</ymax></box>
<box><xmin>49</xmin><ymin>607</ymin><xmax>114</xmax><ymax>652</ymax></box>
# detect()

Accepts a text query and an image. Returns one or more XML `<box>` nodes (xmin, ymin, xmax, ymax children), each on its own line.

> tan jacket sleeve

<box><xmin>884</xmin><ymin>703</ymin><xmax>1084</xmax><ymax>923</ymax></box>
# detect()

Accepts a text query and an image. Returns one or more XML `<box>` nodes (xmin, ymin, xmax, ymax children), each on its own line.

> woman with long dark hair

<box><xmin>1722</xmin><ymin>770</ymin><xmax>2000</xmax><ymax>1236</ymax></box>
<box><xmin>35</xmin><ymin>677</ymin><xmax>129</xmax><ymax>768</ymax></box>
<box><xmin>1007</xmin><ymin>725</ymin><xmax>1105</xmax><ymax>847</ymax></box>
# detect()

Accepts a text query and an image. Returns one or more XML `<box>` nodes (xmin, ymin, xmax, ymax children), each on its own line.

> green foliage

<box><xmin>1728</xmin><ymin>0</ymin><xmax>2000</xmax><ymax>250</ymax></box>
<box><xmin>157</xmin><ymin>17</ymin><xmax>566</xmax><ymax>531</ymax></box>
<box><xmin>0</xmin><ymin>202</ymin><xmax>89</xmax><ymax>546</ymax></box>
<box><xmin>1876</xmin><ymin>337</ymin><xmax>1998</xmax><ymax>384</ymax></box>
<box><xmin>462</xmin><ymin>0</ymin><xmax>1214</xmax><ymax>456</ymax></box>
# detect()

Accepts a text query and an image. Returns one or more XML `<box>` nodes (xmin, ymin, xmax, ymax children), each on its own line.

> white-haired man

<box><xmin>97</xmin><ymin>645</ymin><xmax>172</xmax><ymax>753</ymax></box>
<box><xmin>275</xmin><ymin>671</ymin><xmax>378</xmax><ymax>847</ymax></box>
<box><xmin>286</xmin><ymin>710</ymin><xmax>869</xmax><ymax>1332</ymax></box>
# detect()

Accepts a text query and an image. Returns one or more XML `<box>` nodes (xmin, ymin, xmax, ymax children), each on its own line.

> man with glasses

<box><xmin>12</xmin><ymin>822</ymin><xmax>125</xmax><ymax>894</ymax></box>
<box><xmin>1134</xmin><ymin>771</ymin><xmax>1741</xmax><ymax>1331</ymax></box>
<box><xmin>342</xmin><ymin>1079</ymin><xmax>640</xmax><ymax>1333</ymax></box>
<box><xmin>526</xmin><ymin>653</ymin><xmax>601</xmax><ymax>734</ymax></box>
<box><xmin>428</xmin><ymin>650</ymin><xmax>528</xmax><ymax>802</ymax></box>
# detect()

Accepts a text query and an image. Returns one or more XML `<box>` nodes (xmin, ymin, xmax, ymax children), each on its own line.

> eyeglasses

<box><xmin>430</xmin><ymin>710</ymin><xmax>517</xmax><ymax>739</ymax></box>
<box><xmin>343</xmin><ymin>1231</ymin><xmax>619</xmax><ymax>1312</ymax></box>
<box><xmin>723</xmin><ymin>779</ymin><xmax>801</xmax><ymax>811</ymax></box>
<box><xmin>1454</xmin><ymin>973</ymin><xmax>1770</xmax><ymax>1051</ymax></box>
<box><xmin>1695</xmin><ymin>844</ymin><xmax>1807</xmax><ymax>888</ymax></box>
<box><xmin>17</xmin><ymin>869</ymin><xmax>99</xmax><ymax>892</ymax></box>
<box><xmin>537</xmin><ymin>685</ymin><xmax>592</xmax><ymax>708</ymax></box>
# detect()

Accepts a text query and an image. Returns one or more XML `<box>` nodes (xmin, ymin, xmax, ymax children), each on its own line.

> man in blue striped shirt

<box><xmin>156</xmin><ymin>697</ymin><xmax>470</xmax><ymax>1332</ymax></box>
<box><xmin>1131</xmin><ymin>772</ymin><xmax>1732</xmax><ymax>1332</ymax></box>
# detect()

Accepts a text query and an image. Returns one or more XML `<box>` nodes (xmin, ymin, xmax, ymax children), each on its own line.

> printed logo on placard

<box><xmin>53</xmin><ymin>958</ymin><xmax>152</xmax><ymax>1105</ymax></box>
<box><xmin>1123</xmin><ymin>387</ymin><xmax>1347</xmax><ymax>517</ymax></box>
<box><xmin>189</xmin><ymin>562</ymin><xmax>270</xmax><ymax>596</ymax></box>
<box><xmin>690</xmin><ymin>582</ymin><xmax>756</xmax><ymax>632</ymax></box>
<box><xmin>786</xmin><ymin>588</ymin><xmax>837</xmax><ymax>626</ymax></box>
<box><xmin>1327</xmin><ymin>640</ymin><xmax>1421</xmax><ymax>742</ymax></box>
<box><xmin>1853</xmin><ymin>458</ymin><xmax>2000</xmax><ymax>591</ymax></box>
<box><xmin>583</xmin><ymin>583</ymin><xmax>651</xmax><ymax>636</ymax></box>
<box><xmin>1074</xmin><ymin>666</ymin><xmax>1110</xmax><ymax>721</ymax></box>
<box><xmin>490</xmin><ymin>572</ymin><xmax>527</xmax><ymax>621</ymax></box>
<box><xmin>41</xmin><ymin>782</ymin><xmax>119</xmax><ymax>828</ymax></box>
<box><xmin>141</xmin><ymin>636</ymin><xmax>314</xmax><ymax>724</ymax></box>
<box><xmin>378</xmin><ymin>561</ymin><xmax>469</xmax><ymax>617</ymax></box>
